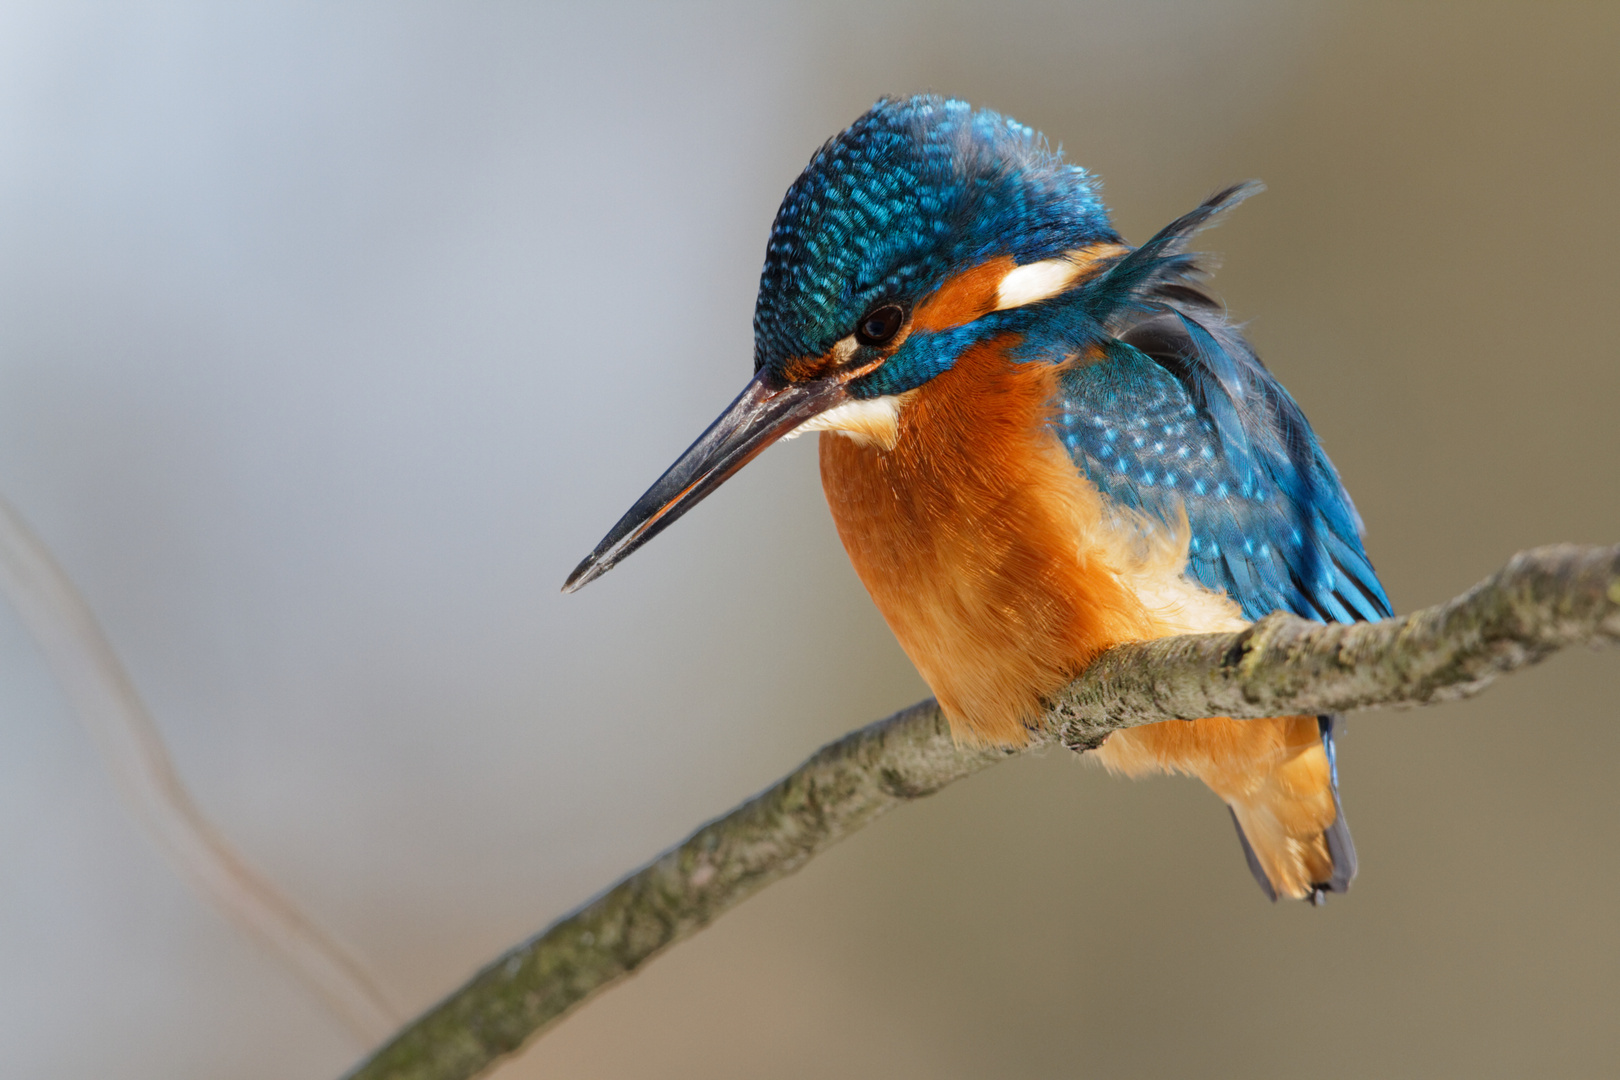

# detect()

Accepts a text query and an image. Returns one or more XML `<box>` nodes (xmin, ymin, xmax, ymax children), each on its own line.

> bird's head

<box><xmin>565</xmin><ymin>95</ymin><xmax>1122</xmax><ymax>592</ymax></box>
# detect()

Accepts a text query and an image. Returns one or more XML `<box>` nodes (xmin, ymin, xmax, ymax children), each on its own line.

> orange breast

<box><xmin>818</xmin><ymin>335</ymin><xmax>1156</xmax><ymax>746</ymax></box>
<box><xmin>819</xmin><ymin>337</ymin><xmax>1343</xmax><ymax>896</ymax></box>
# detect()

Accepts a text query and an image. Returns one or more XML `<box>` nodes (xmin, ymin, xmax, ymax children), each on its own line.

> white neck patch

<box><xmin>995</xmin><ymin>257</ymin><xmax>1084</xmax><ymax>310</ymax></box>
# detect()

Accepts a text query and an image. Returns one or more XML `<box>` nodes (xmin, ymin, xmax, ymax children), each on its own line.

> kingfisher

<box><xmin>564</xmin><ymin>95</ymin><xmax>1391</xmax><ymax>903</ymax></box>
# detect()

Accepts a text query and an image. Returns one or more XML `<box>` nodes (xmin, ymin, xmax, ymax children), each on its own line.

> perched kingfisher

<box><xmin>565</xmin><ymin>96</ymin><xmax>1391</xmax><ymax>903</ymax></box>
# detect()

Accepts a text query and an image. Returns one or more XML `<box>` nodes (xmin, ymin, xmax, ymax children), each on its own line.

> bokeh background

<box><xmin>1</xmin><ymin>2</ymin><xmax>1617</xmax><ymax>1077</ymax></box>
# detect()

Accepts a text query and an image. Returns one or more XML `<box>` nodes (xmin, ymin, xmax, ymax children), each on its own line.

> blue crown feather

<box><xmin>753</xmin><ymin>95</ymin><xmax>1118</xmax><ymax>374</ymax></box>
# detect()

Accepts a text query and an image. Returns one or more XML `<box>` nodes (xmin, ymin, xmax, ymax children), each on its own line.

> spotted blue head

<box><xmin>566</xmin><ymin>95</ymin><xmax>1124</xmax><ymax>590</ymax></box>
<box><xmin>752</xmin><ymin>95</ymin><xmax>1119</xmax><ymax>395</ymax></box>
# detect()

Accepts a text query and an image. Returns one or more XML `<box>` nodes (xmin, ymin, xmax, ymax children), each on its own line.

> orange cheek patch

<box><xmin>911</xmin><ymin>256</ymin><xmax>1016</xmax><ymax>332</ymax></box>
<box><xmin>1068</xmin><ymin>242</ymin><xmax>1130</xmax><ymax>279</ymax></box>
<box><xmin>781</xmin><ymin>349</ymin><xmax>887</xmax><ymax>384</ymax></box>
<box><xmin>780</xmin><ymin>352</ymin><xmax>837</xmax><ymax>382</ymax></box>
<box><xmin>909</xmin><ymin>243</ymin><xmax>1130</xmax><ymax>335</ymax></box>
<box><xmin>782</xmin><ymin>243</ymin><xmax>1131</xmax><ymax>384</ymax></box>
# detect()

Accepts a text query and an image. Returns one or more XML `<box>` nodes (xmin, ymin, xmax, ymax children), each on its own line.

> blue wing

<box><xmin>1036</xmin><ymin>186</ymin><xmax>1382</xmax><ymax>900</ymax></box>
<box><xmin>1049</xmin><ymin>190</ymin><xmax>1391</xmax><ymax>625</ymax></box>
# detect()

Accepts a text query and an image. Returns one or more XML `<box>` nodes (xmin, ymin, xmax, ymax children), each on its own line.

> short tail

<box><xmin>1228</xmin><ymin>715</ymin><xmax>1356</xmax><ymax>904</ymax></box>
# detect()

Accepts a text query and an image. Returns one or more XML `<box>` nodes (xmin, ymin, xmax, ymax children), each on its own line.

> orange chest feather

<box><xmin>818</xmin><ymin>337</ymin><xmax>1161</xmax><ymax>746</ymax></box>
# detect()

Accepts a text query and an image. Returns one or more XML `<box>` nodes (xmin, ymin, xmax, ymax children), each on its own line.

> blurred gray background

<box><xmin>1</xmin><ymin>2</ymin><xmax>1617</xmax><ymax>1077</ymax></box>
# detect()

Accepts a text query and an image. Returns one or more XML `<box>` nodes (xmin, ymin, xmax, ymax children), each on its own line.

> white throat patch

<box><xmin>784</xmin><ymin>393</ymin><xmax>912</xmax><ymax>451</ymax></box>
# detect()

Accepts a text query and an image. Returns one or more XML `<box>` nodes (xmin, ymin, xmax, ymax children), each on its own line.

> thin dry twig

<box><xmin>0</xmin><ymin>495</ymin><xmax>401</xmax><ymax>1043</ymax></box>
<box><xmin>344</xmin><ymin>543</ymin><xmax>1619</xmax><ymax>1080</ymax></box>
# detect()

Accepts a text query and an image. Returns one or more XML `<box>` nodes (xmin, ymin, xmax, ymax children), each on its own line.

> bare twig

<box><xmin>346</xmin><ymin>543</ymin><xmax>1619</xmax><ymax>1080</ymax></box>
<box><xmin>0</xmin><ymin>495</ymin><xmax>401</xmax><ymax>1043</ymax></box>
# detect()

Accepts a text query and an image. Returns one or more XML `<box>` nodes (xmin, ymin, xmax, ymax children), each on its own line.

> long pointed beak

<box><xmin>562</xmin><ymin>371</ymin><xmax>848</xmax><ymax>593</ymax></box>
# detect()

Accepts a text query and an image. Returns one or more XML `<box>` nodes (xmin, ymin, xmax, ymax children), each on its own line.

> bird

<box><xmin>563</xmin><ymin>95</ymin><xmax>1392</xmax><ymax>903</ymax></box>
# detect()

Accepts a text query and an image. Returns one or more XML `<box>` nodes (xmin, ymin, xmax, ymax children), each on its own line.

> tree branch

<box><xmin>344</xmin><ymin>543</ymin><xmax>1620</xmax><ymax>1080</ymax></box>
<box><xmin>1051</xmin><ymin>543</ymin><xmax>1620</xmax><ymax>749</ymax></box>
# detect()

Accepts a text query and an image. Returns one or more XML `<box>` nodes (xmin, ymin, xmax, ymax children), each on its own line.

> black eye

<box><xmin>855</xmin><ymin>303</ymin><xmax>905</xmax><ymax>347</ymax></box>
